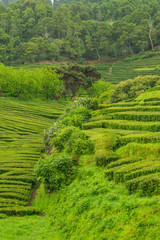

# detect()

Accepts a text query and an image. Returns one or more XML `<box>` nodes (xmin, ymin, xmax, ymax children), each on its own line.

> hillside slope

<box><xmin>0</xmin><ymin>98</ymin><xmax>65</xmax><ymax>216</ymax></box>
<box><xmin>95</xmin><ymin>56</ymin><xmax>160</xmax><ymax>84</ymax></box>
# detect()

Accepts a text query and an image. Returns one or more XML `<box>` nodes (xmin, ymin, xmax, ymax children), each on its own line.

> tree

<box><xmin>52</xmin><ymin>64</ymin><xmax>101</xmax><ymax>98</ymax></box>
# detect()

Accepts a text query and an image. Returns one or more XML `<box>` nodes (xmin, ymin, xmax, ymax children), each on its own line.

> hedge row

<box><xmin>110</xmin><ymin>111</ymin><xmax>160</xmax><ymax>122</ymax></box>
<box><xmin>0</xmin><ymin>206</ymin><xmax>40</xmax><ymax>216</ymax></box>
<box><xmin>119</xmin><ymin>133</ymin><xmax>160</xmax><ymax>145</ymax></box>
<box><xmin>124</xmin><ymin>164</ymin><xmax>160</xmax><ymax>181</ymax></box>
<box><xmin>107</xmin><ymin>158</ymin><xmax>142</xmax><ymax>169</ymax></box>
<box><xmin>105</xmin><ymin>160</ymin><xmax>156</xmax><ymax>182</ymax></box>
<box><xmin>83</xmin><ymin>120</ymin><xmax>160</xmax><ymax>132</ymax></box>
<box><xmin>101</xmin><ymin>106</ymin><xmax>160</xmax><ymax>115</ymax></box>
<box><xmin>0</xmin><ymin>192</ymin><xmax>30</xmax><ymax>201</ymax></box>
<box><xmin>99</xmin><ymin>101</ymin><xmax>160</xmax><ymax>109</ymax></box>
<box><xmin>125</xmin><ymin>173</ymin><xmax>160</xmax><ymax>196</ymax></box>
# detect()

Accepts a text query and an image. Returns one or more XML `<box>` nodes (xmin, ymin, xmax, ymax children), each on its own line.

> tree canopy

<box><xmin>1</xmin><ymin>0</ymin><xmax>160</xmax><ymax>64</ymax></box>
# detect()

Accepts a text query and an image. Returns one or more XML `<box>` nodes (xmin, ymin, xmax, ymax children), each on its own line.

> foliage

<box><xmin>2</xmin><ymin>0</ymin><xmax>160</xmax><ymax>63</ymax></box>
<box><xmin>68</xmin><ymin>97</ymin><xmax>99</xmax><ymax>110</ymax></box>
<box><xmin>123</xmin><ymin>52</ymin><xmax>160</xmax><ymax>62</ymax></box>
<box><xmin>35</xmin><ymin>98</ymin><xmax>95</xmax><ymax>193</ymax></box>
<box><xmin>109</xmin><ymin>75</ymin><xmax>160</xmax><ymax>103</ymax></box>
<box><xmin>87</xmin><ymin>80</ymin><xmax>112</xmax><ymax>98</ymax></box>
<box><xmin>95</xmin><ymin>150</ymin><xmax>118</xmax><ymax>167</ymax></box>
<box><xmin>0</xmin><ymin>64</ymin><xmax>63</xmax><ymax>99</ymax></box>
<box><xmin>31</xmin><ymin>167</ymin><xmax>160</xmax><ymax>240</ymax></box>
<box><xmin>0</xmin><ymin>98</ymin><xmax>65</xmax><ymax>214</ymax></box>
<box><xmin>52</xmin><ymin>126</ymin><xmax>94</xmax><ymax>157</ymax></box>
<box><xmin>52</xmin><ymin>64</ymin><xmax>101</xmax><ymax>98</ymax></box>
<box><xmin>35</xmin><ymin>152</ymin><xmax>75</xmax><ymax>192</ymax></box>
<box><xmin>136</xmin><ymin>89</ymin><xmax>160</xmax><ymax>102</ymax></box>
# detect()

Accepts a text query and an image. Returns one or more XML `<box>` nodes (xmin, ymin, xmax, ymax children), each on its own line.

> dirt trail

<box><xmin>28</xmin><ymin>182</ymin><xmax>41</xmax><ymax>206</ymax></box>
<box><xmin>109</xmin><ymin>63</ymin><xmax>114</xmax><ymax>77</ymax></box>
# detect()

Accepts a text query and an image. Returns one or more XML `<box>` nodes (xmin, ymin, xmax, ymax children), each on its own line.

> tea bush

<box><xmin>95</xmin><ymin>150</ymin><xmax>118</xmax><ymax>167</ymax></box>
<box><xmin>35</xmin><ymin>152</ymin><xmax>75</xmax><ymax>192</ymax></box>
<box><xmin>68</xmin><ymin>97</ymin><xmax>99</xmax><ymax>111</ymax></box>
<box><xmin>52</xmin><ymin>126</ymin><xmax>94</xmax><ymax>157</ymax></box>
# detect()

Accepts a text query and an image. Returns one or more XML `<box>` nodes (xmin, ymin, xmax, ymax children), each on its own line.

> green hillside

<box><xmin>0</xmin><ymin>98</ymin><xmax>65</xmax><ymax>216</ymax></box>
<box><xmin>0</xmin><ymin>96</ymin><xmax>159</xmax><ymax>239</ymax></box>
<box><xmin>83</xmin><ymin>99</ymin><xmax>160</xmax><ymax>196</ymax></box>
<box><xmin>95</xmin><ymin>56</ymin><xmax>160</xmax><ymax>84</ymax></box>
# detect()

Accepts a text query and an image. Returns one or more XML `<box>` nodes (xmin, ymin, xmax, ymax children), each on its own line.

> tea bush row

<box><xmin>83</xmin><ymin>119</ymin><xmax>160</xmax><ymax>132</ymax></box>
<box><xmin>110</xmin><ymin>111</ymin><xmax>160</xmax><ymax>122</ymax></box>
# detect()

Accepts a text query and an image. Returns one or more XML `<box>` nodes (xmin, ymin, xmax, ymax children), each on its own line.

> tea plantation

<box><xmin>95</xmin><ymin>56</ymin><xmax>160</xmax><ymax>84</ymax></box>
<box><xmin>0</xmin><ymin>97</ymin><xmax>159</xmax><ymax>240</ymax></box>
<box><xmin>0</xmin><ymin>98</ymin><xmax>65</xmax><ymax>217</ymax></box>
<box><xmin>83</xmin><ymin>99</ymin><xmax>160</xmax><ymax>196</ymax></box>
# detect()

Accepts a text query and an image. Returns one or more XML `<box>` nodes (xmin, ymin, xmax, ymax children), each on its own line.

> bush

<box><xmin>69</xmin><ymin>97</ymin><xmax>99</xmax><ymax>110</ymax></box>
<box><xmin>62</xmin><ymin>115</ymin><xmax>84</xmax><ymax>128</ymax></box>
<box><xmin>35</xmin><ymin>153</ymin><xmax>75</xmax><ymax>192</ymax></box>
<box><xmin>68</xmin><ymin>107</ymin><xmax>92</xmax><ymax>121</ymax></box>
<box><xmin>52</xmin><ymin>127</ymin><xmax>94</xmax><ymax>157</ymax></box>
<box><xmin>95</xmin><ymin>150</ymin><xmax>118</xmax><ymax>167</ymax></box>
<box><xmin>87</xmin><ymin>81</ymin><xmax>112</xmax><ymax>99</ymax></box>
<box><xmin>109</xmin><ymin>75</ymin><xmax>160</xmax><ymax>103</ymax></box>
<box><xmin>123</xmin><ymin>52</ymin><xmax>160</xmax><ymax>62</ymax></box>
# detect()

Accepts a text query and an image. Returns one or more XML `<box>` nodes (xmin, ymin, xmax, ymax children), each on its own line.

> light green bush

<box><xmin>35</xmin><ymin>152</ymin><xmax>75</xmax><ymax>192</ymax></box>
<box><xmin>95</xmin><ymin>150</ymin><xmax>118</xmax><ymax>167</ymax></box>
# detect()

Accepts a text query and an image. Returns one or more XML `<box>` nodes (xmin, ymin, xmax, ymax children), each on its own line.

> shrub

<box><xmin>95</xmin><ymin>150</ymin><xmax>118</xmax><ymax>167</ymax></box>
<box><xmin>62</xmin><ymin>115</ymin><xmax>84</xmax><ymax>128</ymax></box>
<box><xmin>125</xmin><ymin>173</ymin><xmax>160</xmax><ymax>196</ymax></box>
<box><xmin>123</xmin><ymin>52</ymin><xmax>160</xmax><ymax>62</ymax></box>
<box><xmin>35</xmin><ymin>153</ymin><xmax>75</xmax><ymax>192</ymax></box>
<box><xmin>109</xmin><ymin>75</ymin><xmax>160</xmax><ymax>103</ymax></box>
<box><xmin>69</xmin><ymin>97</ymin><xmax>99</xmax><ymax>110</ymax></box>
<box><xmin>68</xmin><ymin>107</ymin><xmax>92</xmax><ymax>121</ymax></box>
<box><xmin>52</xmin><ymin>127</ymin><xmax>94</xmax><ymax>157</ymax></box>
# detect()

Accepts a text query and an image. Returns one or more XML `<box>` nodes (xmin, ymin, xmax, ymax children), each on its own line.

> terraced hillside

<box><xmin>95</xmin><ymin>56</ymin><xmax>160</xmax><ymax>84</ymax></box>
<box><xmin>83</xmin><ymin>100</ymin><xmax>160</xmax><ymax>196</ymax></box>
<box><xmin>0</xmin><ymin>98</ymin><xmax>65</xmax><ymax>217</ymax></box>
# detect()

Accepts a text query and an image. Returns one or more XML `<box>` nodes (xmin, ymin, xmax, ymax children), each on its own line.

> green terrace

<box><xmin>95</xmin><ymin>56</ymin><xmax>160</xmax><ymax>84</ymax></box>
<box><xmin>0</xmin><ymin>98</ymin><xmax>65</xmax><ymax>216</ymax></box>
<box><xmin>83</xmin><ymin>100</ymin><xmax>160</xmax><ymax>196</ymax></box>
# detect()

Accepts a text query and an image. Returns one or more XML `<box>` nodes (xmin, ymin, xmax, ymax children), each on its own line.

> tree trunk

<box><xmin>149</xmin><ymin>19</ymin><xmax>154</xmax><ymax>52</ymax></box>
<box><xmin>95</xmin><ymin>47</ymin><xmax>101</xmax><ymax>61</ymax></box>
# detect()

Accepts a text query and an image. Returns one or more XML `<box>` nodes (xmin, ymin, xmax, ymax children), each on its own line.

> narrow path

<box><xmin>28</xmin><ymin>182</ymin><xmax>41</xmax><ymax>206</ymax></box>
<box><xmin>109</xmin><ymin>63</ymin><xmax>114</xmax><ymax>78</ymax></box>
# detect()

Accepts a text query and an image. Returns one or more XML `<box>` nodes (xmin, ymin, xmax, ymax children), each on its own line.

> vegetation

<box><xmin>0</xmin><ymin>63</ymin><xmax>100</xmax><ymax>99</ymax></box>
<box><xmin>53</xmin><ymin>64</ymin><xmax>101</xmax><ymax>98</ymax></box>
<box><xmin>95</xmin><ymin>56</ymin><xmax>160</xmax><ymax>84</ymax></box>
<box><xmin>32</xmin><ymin>93</ymin><xmax>160</xmax><ymax>238</ymax></box>
<box><xmin>0</xmin><ymin>64</ymin><xmax>63</xmax><ymax>99</ymax></box>
<box><xmin>83</xmin><ymin>97</ymin><xmax>160</xmax><ymax>197</ymax></box>
<box><xmin>101</xmin><ymin>75</ymin><xmax>160</xmax><ymax>103</ymax></box>
<box><xmin>0</xmin><ymin>98</ymin><xmax>65</xmax><ymax>216</ymax></box>
<box><xmin>2</xmin><ymin>0</ymin><xmax>160</xmax><ymax>63</ymax></box>
<box><xmin>0</xmin><ymin>4</ymin><xmax>160</xmax><ymax>235</ymax></box>
<box><xmin>0</xmin><ymin>71</ymin><xmax>159</xmax><ymax>239</ymax></box>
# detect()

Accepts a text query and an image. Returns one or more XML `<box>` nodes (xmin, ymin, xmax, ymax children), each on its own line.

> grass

<box><xmin>0</xmin><ymin>98</ymin><xmax>66</xmax><ymax>215</ymax></box>
<box><xmin>0</xmin><ymin>166</ymin><xmax>159</xmax><ymax>240</ymax></box>
<box><xmin>83</xmin><ymin>99</ymin><xmax>160</xmax><ymax>196</ymax></box>
<box><xmin>0</xmin><ymin>95</ymin><xmax>160</xmax><ymax>239</ymax></box>
<box><xmin>94</xmin><ymin>56</ymin><xmax>160</xmax><ymax>84</ymax></box>
<box><xmin>136</xmin><ymin>90</ymin><xmax>160</xmax><ymax>102</ymax></box>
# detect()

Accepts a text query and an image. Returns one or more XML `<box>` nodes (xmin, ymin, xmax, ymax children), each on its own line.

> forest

<box><xmin>1</xmin><ymin>0</ymin><xmax>160</xmax><ymax>63</ymax></box>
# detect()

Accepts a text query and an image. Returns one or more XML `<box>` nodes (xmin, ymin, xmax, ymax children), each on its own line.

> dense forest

<box><xmin>1</xmin><ymin>0</ymin><xmax>160</xmax><ymax>64</ymax></box>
